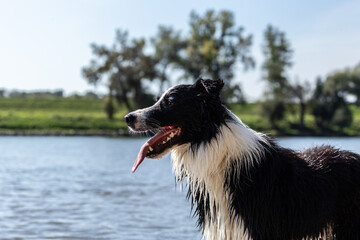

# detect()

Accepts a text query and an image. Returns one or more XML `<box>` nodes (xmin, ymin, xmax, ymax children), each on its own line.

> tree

<box><xmin>82</xmin><ymin>30</ymin><xmax>157</xmax><ymax>111</ymax></box>
<box><xmin>176</xmin><ymin>10</ymin><xmax>255</xmax><ymax>102</ymax></box>
<box><xmin>325</xmin><ymin>67</ymin><xmax>360</xmax><ymax>105</ymax></box>
<box><xmin>222</xmin><ymin>84</ymin><xmax>246</xmax><ymax>103</ymax></box>
<box><xmin>260</xmin><ymin>96</ymin><xmax>286</xmax><ymax>129</ymax></box>
<box><xmin>103</xmin><ymin>88</ymin><xmax>116</xmax><ymax>120</ymax></box>
<box><xmin>261</xmin><ymin>25</ymin><xmax>293</xmax><ymax>128</ymax></box>
<box><xmin>350</xmin><ymin>67</ymin><xmax>360</xmax><ymax>105</ymax></box>
<box><xmin>151</xmin><ymin>25</ymin><xmax>185</xmax><ymax>94</ymax></box>
<box><xmin>289</xmin><ymin>79</ymin><xmax>311</xmax><ymax>129</ymax></box>
<box><xmin>311</xmin><ymin>77</ymin><xmax>333</xmax><ymax>129</ymax></box>
<box><xmin>331</xmin><ymin>105</ymin><xmax>352</xmax><ymax>130</ymax></box>
<box><xmin>311</xmin><ymin>75</ymin><xmax>353</xmax><ymax>131</ymax></box>
<box><xmin>262</xmin><ymin>25</ymin><xmax>293</xmax><ymax>98</ymax></box>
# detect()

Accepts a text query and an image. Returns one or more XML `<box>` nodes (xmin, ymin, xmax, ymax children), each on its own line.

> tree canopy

<box><xmin>178</xmin><ymin>10</ymin><xmax>254</xmax><ymax>80</ymax></box>
<box><xmin>177</xmin><ymin>10</ymin><xmax>254</xmax><ymax>102</ymax></box>
<box><xmin>81</xmin><ymin>9</ymin><xmax>360</xmax><ymax>134</ymax></box>
<box><xmin>150</xmin><ymin>25</ymin><xmax>185</xmax><ymax>94</ymax></box>
<box><xmin>310</xmin><ymin>67</ymin><xmax>360</xmax><ymax>131</ymax></box>
<box><xmin>82</xmin><ymin>9</ymin><xmax>255</xmax><ymax>109</ymax></box>
<box><xmin>82</xmin><ymin>30</ymin><xmax>157</xmax><ymax>111</ymax></box>
<box><xmin>261</xmin><ymin>25</ymin><xmax>293</xmax><ymax>128</ymax></box>
<box><xmin>262</xmin><ymin>25</ymin><xmax>293</xmax><ymax>98</ymax></box>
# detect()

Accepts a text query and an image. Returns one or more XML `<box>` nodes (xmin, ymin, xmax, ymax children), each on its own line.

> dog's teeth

<box><xmin>167</xmin><ymin>137</ymin><xmax>171</xmax><ymax>141</ymax></box>
<box><xmin>169</xmin><ymin>132</ymin><xmax>175</xmax><ymax>138</ymax></box>
<box><xmin>162</xmin><ymin>141</ymin><xmax>166</xmax><ymax>144</ymax></box>
<box><xmin>149</xmin><ymin>146</ymin><xmax>153</xmax><ymax>151</ymax></box>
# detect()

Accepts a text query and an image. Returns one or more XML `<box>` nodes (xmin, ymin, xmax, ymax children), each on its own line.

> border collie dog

<box><xmin>125</xmin><ymin>78</ymin><xmax>360</xmax><ymax>240</ymax></box>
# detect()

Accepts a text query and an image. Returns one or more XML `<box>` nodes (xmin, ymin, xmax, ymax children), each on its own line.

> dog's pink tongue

<box><xmin>131</xmin><ymin>127</ymin><xmax>175</xmax><ymax>173</ymax></box>
<box><xmin>132</xmin><ymin>142</ymin><xmax>150</xmax><ymax>173</ymax></box>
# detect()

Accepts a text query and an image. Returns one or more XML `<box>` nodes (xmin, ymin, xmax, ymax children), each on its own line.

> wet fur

<box><xmin>127</xmin><ymin>78</ymin><xmax>360</xmax><ymax>240</ymax></box>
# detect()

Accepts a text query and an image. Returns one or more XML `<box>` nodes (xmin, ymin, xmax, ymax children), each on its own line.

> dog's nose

<box><xmin>124</xmin><ymin>113</ymin><xmax>136</xmax><ymax>126</ymax></box>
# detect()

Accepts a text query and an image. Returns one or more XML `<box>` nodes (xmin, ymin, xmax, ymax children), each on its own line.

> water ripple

<box><xmin>0</xmin><ymin>136</ymin><xmax>201</xmax><ymax>240</ymax></box>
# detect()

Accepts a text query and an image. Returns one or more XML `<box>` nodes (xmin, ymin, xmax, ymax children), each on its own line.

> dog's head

<box><xmin>125</xmin><ymin>78</ymin><xmax>226</xmax><ymax>172</ymax></box>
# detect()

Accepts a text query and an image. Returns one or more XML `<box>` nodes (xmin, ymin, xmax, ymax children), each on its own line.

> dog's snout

<box><xmin>124</xmin><ymin>113</ymin><xmax>136</xmax><ymax>126</ymax></box>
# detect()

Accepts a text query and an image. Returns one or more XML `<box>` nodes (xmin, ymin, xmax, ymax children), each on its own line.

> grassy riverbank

<box><xmin>0</xmin><ymin>97</ymin><xmax>359</xmax><ymax>136</ymax></box>
<box><xmin>0</xmin><ymin>98</ymin><xmax>127</xmax><ymax>135</ymax></box>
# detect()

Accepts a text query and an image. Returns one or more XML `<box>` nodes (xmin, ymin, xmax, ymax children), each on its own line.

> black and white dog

<box><xmin>125</xmin><ymin>78</ymin><xmax>360</xmax><ymax>240</ymax></box>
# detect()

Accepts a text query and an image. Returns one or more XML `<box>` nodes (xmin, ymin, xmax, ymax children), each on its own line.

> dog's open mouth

<box><xmin>132</xmin><ymin>126</ymin><xmax>181</xmax><ymax>172</ymax></box>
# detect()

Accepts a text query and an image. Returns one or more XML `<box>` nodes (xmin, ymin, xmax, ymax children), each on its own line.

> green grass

<box><xmin>0</xmin><ymin>98</ymin><xmax>127</xmax><ymax>134</ymax></box>
<box><xmin>229</xmin><ymin>103</ymin><xmax>360</xmax><ymax>136</ymax></box>
<box><xmin>0</xmin><ymin>97</ymin><xmax>359</xmax><ymax>136</ymax></box>
<box><xmin>228</xmin><ymin>103</ymin><xmax>270</xmax><ymax>131</ymax></box>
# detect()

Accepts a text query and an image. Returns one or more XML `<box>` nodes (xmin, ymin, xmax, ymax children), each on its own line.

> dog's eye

<box><xmin>167</xmin><ymin>96</ymin><xmax>175</xmax><ymax>105</ymax></box>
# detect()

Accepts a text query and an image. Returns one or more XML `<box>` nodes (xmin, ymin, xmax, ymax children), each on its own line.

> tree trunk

<box><xmin>121</xmin><ymin>94</ymin><xmax>132</xmax><ymax>112</ymax></box>
<box><xmin>299</xmin><ymin>102</ymin><xmax>305</xmax><ymax>129</ymax></box>
<box><xmin>114</xmin><ymin>80</ymin><xmax>133</xmax><ymax>112</ymax></box>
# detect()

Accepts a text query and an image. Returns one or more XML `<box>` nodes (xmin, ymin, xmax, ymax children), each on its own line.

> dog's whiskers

<box><xmin>146</xmin><ymin>118</ymin><xmax>161</xmax><ymax>129</ymax></box>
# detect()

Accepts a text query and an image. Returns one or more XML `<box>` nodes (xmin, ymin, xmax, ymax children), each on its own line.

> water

<box><xmin>0</xmin><ymin>136</ymin><xmax>359</xmax><ymax>240</ymax></box>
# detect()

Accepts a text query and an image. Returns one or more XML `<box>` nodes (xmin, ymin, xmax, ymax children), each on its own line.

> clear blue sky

<box><xmin>0</xmin><ymin>0</ymin><xmax>359</xmax><ymax>100</ymax></box>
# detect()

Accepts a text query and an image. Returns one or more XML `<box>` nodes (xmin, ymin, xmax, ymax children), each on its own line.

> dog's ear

<box><xmin>194</xmin><ymin>78</ymin><xmax>224</xmax><ymax>97</ymax></box>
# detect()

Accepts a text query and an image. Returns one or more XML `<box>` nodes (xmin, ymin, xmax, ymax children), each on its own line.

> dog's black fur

<box><xmin>225</xmin><ymin>142</ymin><xmax>360</xmax><ymax>239</ymax></box>
<box><xmin>126</xmin><ymin>78</ymin><xmax>360</xmax><ymax>240</ymax></box>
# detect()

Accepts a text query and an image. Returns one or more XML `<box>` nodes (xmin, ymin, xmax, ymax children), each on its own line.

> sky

<box><xmin>0</xmin><ymin>0</ymin><xmax>359</xmax><ymax>100</ymax></box>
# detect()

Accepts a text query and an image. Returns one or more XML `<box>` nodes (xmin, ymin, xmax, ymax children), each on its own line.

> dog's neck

<box><xmin>171</xmin><ymin>114</ymin><xmax>267</xmax><ymax>239</ymax></box>
<box><xmin>172</xmin><ymin>111</ymin><xmax>267</xmax><ymax>180</ymax></box>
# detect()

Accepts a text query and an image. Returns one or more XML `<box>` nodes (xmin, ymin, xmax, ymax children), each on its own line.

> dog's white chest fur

<box><xmin>171</xmin><ymin>119</ymin><xmax>266</xmax><ymax>240</ymax></box>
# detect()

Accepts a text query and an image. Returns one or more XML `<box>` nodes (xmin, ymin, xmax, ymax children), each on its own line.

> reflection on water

<box><xmin>0</xmin><ymin>136</ymin><xmax>359</xmax><ymax>239</ymax></box>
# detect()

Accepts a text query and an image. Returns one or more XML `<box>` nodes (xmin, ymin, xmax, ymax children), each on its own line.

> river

<box><xmin>0</xmin><ymin>136</ymin><xmax>359</xmax><ymax>239</ymax></box>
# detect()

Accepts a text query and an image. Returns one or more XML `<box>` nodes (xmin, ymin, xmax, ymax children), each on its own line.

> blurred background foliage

<box><xmin>1</xmin><ymin>9</ymin><xmax>360</xmax><ymax>136</ymax></box>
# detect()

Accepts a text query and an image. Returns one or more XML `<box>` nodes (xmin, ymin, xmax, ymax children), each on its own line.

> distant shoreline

<box><xmin>0</xmin><ymin>130</ymin><xmax>131</xmax><ymax>137</ymax></box>
<box><xmin>1</xmin><ymin>98</ymin><xmax>359</xmax><ymax>138</ymax></box>
<box><xmin>0</xmin><ymin>130</ymin><xmax>358</xmax><ymax>138</ymax></box>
